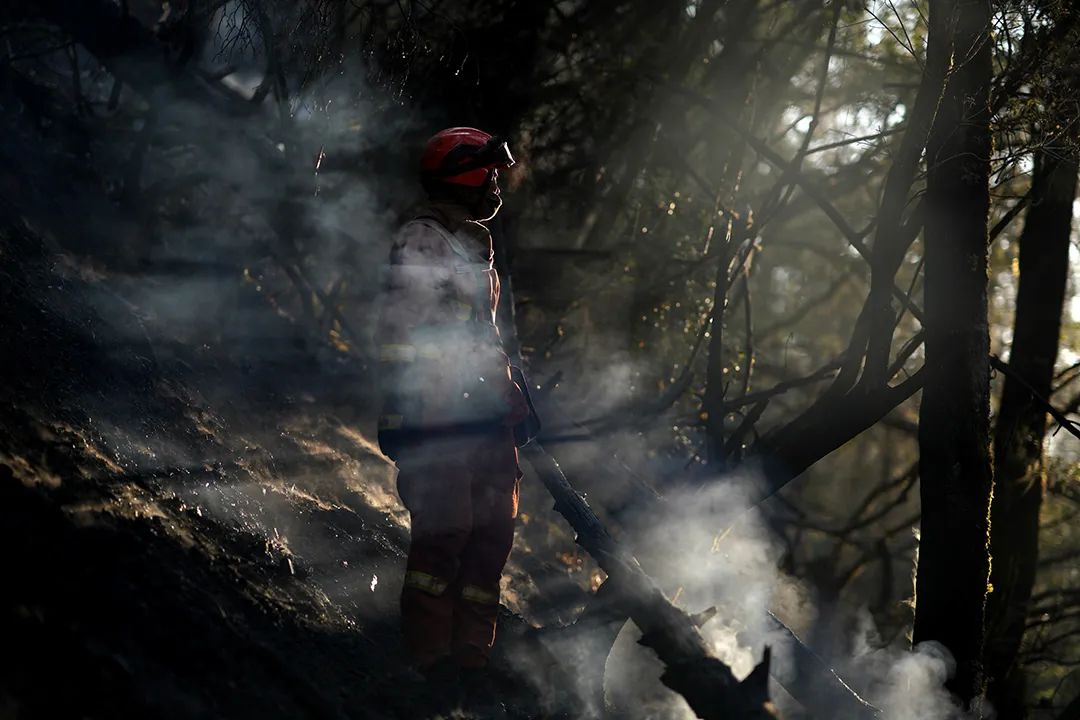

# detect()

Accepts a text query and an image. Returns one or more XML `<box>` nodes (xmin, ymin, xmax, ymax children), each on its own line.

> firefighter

<box><xmin>375</xmin><ymin>127</ymin><xmax>529</xmax><ymax>702</ymax></box>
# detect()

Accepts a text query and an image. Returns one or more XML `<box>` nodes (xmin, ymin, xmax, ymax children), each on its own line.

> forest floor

<box><xmin>0</xmin><ymin>94</ymin><xmax>564</xmax><ymax>718</ymax></box>
<box><xmin>0</xmin><ymin>206</ymin><xmax>566</xmax><ymax>720</ymax></box>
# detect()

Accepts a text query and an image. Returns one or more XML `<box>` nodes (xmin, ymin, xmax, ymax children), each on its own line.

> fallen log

<box><xmin>522</xmin><ymin>442</ymin><xmax>778</xmax><ymax>720</ymax></box>
<box><xmin>528</xmin><ymin>395</ymin><xmax>883</xmax><ymax>718</ymax></box>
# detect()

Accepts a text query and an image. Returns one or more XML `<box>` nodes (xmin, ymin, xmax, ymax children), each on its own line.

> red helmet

<box><xmin>420</xmin><ymin>127</ymin><xmax>515</xmax><ymax>188</ymax></box>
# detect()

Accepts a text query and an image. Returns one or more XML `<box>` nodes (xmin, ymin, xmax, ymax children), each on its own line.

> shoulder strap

<box><xmin>407</xmin><ymin>216</ymin><xmax>495</xmax><ymax>324</ymax></box>
<box><xmin>409</xmin><ymin>216</ymin><xmax>479</xmax><ymax>264</ymax></box>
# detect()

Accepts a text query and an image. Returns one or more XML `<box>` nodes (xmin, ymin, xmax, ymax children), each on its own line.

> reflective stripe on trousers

<box><xmin>404</xmin><ymin>569</ymin><xmax>450</xmax><ymax>596</ymax></box>
<box><xmin>397</xmin><ymin>428</ymin><xmax>518</xmax><ymax>668</ymax></box>
<box><xmin>460</xmin><ymin>583</ymin><xmax>500</xmax><ymax>605</ymax></box>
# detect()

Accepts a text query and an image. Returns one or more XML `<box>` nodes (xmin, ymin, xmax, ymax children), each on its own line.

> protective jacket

<box><xmin>376</xmin><ymin>202</ymin><xmax>518</xmax><ymax>440</ymax></box>
<box><xmin>376</xmin><ymin>202</ymin><xmax>522</xmax><ymax>669</ymax></box>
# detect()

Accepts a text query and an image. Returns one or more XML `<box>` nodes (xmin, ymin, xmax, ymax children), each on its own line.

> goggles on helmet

<box><xmin>428</xmin><ymin>136</ymin><xmax>515</xmax><ymax>179</ymax></box>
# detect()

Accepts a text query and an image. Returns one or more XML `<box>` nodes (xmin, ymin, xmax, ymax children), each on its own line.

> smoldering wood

<box><xmin>522</xmin><ymin>429</ymin><xmax>883</xmax><ymax>719</ymax></box>
<box><xmin>522</xmin><ymin>440</ymin><xmax>780</xmax><ymax>720</ymax></box>
<box><xmin>521</xmin><ymin>358</ymin><xmax>901</xmax><ymax>718</ymax></box>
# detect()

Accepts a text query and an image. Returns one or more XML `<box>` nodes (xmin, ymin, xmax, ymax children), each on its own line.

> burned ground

<box><xmin>0</xmin><ymin>160</ymin><xmax>553</xmax><ymax>718</ymax></box>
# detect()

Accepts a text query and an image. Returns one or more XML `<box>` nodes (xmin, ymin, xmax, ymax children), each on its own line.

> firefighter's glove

<box><xmin>501</xmin><ymin>382</ymin><xmax>531</xmax><ymax>427</ymax></box>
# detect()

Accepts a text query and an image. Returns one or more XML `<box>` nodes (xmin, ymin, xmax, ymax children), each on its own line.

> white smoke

<box><xmin>843</xmin><ymin>607</ymin><xmax>979</xmax><ymax>720</ymax></box>
<box><xmin>526</xmin><ymin>462</ymin><xmax>986</xmax><ymax>720</ymax></box>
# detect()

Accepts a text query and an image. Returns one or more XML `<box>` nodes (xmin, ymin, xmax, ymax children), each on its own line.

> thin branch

<box><xmin>864</xmin><ymin>3</ymin><xmax>919</xmax><ymax>64</ymax></box>
<box><xmin>990</xmin><ymin>355</ymin><xmax>1080</xmax><ymax>443</ymax></box>
<box><xmin>767</xmin><ymin>1</ymin><xmax>842</xmax><ymax>214</ymax></box>
<box><xmin>724</xmin><ymin>360</ymin><xmax>841</xmax><ymax>411</ymax></box>
<box><xmin>739</xmin><ymin>266</ymin><xmax>755</xmax><ymax>401</ymax></box>
<box><xmin>804</xmin><ymin>126</ymin><xmax>906</xmax><ymax>155</ymax></box>
<box><xmin>887</xmin><ymin>330</ymin><xmax>925</xmax><ymax>379</ymax></box>
<box><xmin>667</xmin><ymin>83</ymin><xmax>927</xmax><ymax>326</ymax></box>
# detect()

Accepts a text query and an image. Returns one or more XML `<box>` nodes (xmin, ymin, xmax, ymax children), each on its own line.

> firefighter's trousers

<box><xmin>394</xmin><ymin>426</ymin><xmax>520</xmax><ymax>669</ymax></box>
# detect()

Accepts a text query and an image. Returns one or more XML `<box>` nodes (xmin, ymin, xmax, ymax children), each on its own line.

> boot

<box><xmin>459</xmin><ymin>667</ymin><xmax>508</xmax><ymax>719</ymax></box>
<box><xmin>412</xmin><ymin>656</ymin><xmax>465</xmax><ymax>718</ymax></box>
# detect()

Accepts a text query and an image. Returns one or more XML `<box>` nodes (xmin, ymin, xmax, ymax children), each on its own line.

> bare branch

<box><xmin>990</xmin><ymin>355</ymin><xmax>1080</xmax><ymax>443</ymax></box>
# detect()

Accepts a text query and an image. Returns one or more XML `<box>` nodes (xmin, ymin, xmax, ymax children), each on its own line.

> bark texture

<box><xmin>912</xmin><ymin>0</ymin><xmax>995</xmax><ymax>704</ymax></box>
<box><xmin>985</xmin><ymin>145</ymin><xmax>1079</xmax><ymax>718</ymax></box>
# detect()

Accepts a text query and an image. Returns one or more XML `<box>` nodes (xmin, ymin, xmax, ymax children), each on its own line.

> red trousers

<box><xmin>396</xmin><ymin>427</ymin><xmax>520</xmax><ymax>669</ymax></box>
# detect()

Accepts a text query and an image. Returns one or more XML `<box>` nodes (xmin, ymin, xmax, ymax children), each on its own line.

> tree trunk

<box><xmin>912</xmin><ymin>0</ymin><xmax>994</xmax><ymax>706</ymax></box>
<box><xmin>984</xmin><ymin>145</ymin><xmax>1079</xmax><ymax>718</ymax></box>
